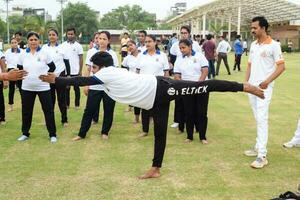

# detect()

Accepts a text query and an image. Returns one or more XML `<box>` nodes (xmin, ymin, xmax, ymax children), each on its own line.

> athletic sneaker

<box><xmin>244</xmin><ymin>148</ymin><xmax>258</xmax><ymax>157</ymax></box>
<box><xmin>50</xmin><ymin>137</ymin><xmax>58</xmax><ymax>143</ymax></box>
<box><xmin>170</xmin><ymin>123</ymin><xmax>179</xmax><ymax>128</ymax></box>
<box><xmin>17</xmin><ymin>135</ymin><xmax>29</xmax><ymax>141</ymax></box>
<box><xmin>250</xmin><ymin>157</ymin><xmax>268</xmax><ymax>169</ymax></box>
<box><xmin>283</xmin><ymin>140</ymin><xmax>300</xmax><ymax>148</ymax></box>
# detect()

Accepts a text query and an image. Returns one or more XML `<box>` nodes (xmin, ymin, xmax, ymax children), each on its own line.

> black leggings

<box><xmin>0</xmin><ymin>82</ymin><xmax>4</xmax><ymax>122</ymax></box>
<box><xmin>150</xmin><ymin>77</ymin><xmax>243</xmax><ymax>167</ymax></box>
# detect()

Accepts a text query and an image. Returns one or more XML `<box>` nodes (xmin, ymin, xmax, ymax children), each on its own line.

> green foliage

<box><xmin>56</xmin><ymin>2</ymin><xmax>100</xmax><ymax>41</ymax></box>
<box><xmin>0</xmin><ymin>19</ymin><xmax>6</xmax><ymax>39</ymax></box>
<box><xmin>99</xmin><ymin>5</ymin><xmax>157</xmax><ymax>33</ymax></box>
<box><xmin>8</xmin><ymin>15</ymin><xmax>26</xmax><ymax>36</ymax></box>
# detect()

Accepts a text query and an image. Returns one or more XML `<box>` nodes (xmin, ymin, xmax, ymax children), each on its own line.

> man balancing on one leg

<box><xmin>40</xmin><ymin>52</ymin><xmax>264</xmax><ymax>179</ymax></box>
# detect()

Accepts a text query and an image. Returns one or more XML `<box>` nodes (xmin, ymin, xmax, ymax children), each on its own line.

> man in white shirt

<box><xmin>61</xmin><ymin>28</ymin><xmax>83</xmax><ymax>109</ymax></box>
<box><xmin>216</xmin><ymin>36</ymin><xmax>231</xmax><ymax>75</ymax></box>
<box><xmin>244</xmin><ymin>16</ymin><xmax>285</xmax><ymax>169</ymax></box>
<box><xmin>243</xmin><ymin>40</ymin><xmax>248</xmax><ymax>56</ymax></box>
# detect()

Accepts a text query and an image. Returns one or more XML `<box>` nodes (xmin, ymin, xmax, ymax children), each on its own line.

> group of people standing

<box><xmin>0</xmin><ymin>15</ymin><xmax>299</xmax><ymax>179</ymax></box>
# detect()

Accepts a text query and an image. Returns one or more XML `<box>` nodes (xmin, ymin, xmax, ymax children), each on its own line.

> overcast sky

<box><xmin>0</xmin><ymin>0</ymin><xmax>299</xmax><ymax>20</ymax></box>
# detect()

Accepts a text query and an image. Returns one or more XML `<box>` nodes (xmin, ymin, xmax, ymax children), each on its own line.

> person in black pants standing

<box><xmin>40</xmin><ymin>51</ymin><xmax>264</xmax><ymax>179</ymax></box>
<box><xmin>61</xmin><ymin>28</ymin><xmax>83</xmax><ymax>109</ymax></box>
<box><xmin>42</xmin><ymin>29</ymin><xmax>68</xmax><ymax>126</ymax></box>
<box><xmin>17</xmin><ymin>32</ymin><xmax>57</xmax><ymax>143</ymax></box>
<box><xmin>0</xmin><ymin>50</ymin><xmax>6</xmax><ymax>125</ymax></box>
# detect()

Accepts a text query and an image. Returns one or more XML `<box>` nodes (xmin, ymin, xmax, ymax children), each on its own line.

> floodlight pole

<box><xmin>5</xmin><ymin>0</ymin><xmax>12</xmax><ymax>44</ymax></box>
<box><xmin>57</xmin><ymin>0</ymin><xmax>67</xmax><ymax>43</ymax></box>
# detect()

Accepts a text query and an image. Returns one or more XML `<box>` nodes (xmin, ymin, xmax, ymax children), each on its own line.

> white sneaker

<box><xmin>244</xmin><ymin>148</ymin><xmax>258</xmax><ymax>157</ymax></box>
<box><xmin>283</xmin><ymin>140</ymin><xmax>300</xmax><ymax>148</ymax></box>
<box><xmin>170</xmin><ymin>122</ymin><xmax>179</xmax><ymax>128</ymax></box>
<box><xmin>50</xmin><ymin>137</ymin><xmax>58</xmax><ymax>143</ymax></box>
<box><xmin>18</xmin><ymin>135</ymin><xmax>29</xmax><ymax>141</ymax></box>
<box><xmin>250</xmin><ymin>157</ymin><xmax>268</xmax><ymax>169</ymax></box>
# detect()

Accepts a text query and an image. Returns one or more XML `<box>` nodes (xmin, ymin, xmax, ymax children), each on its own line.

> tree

<box><xmin>8</xmin><ymin>15</ymin><xmax>25</xmax><ymax>36</ymax></box>
<box><xmin>0</xmin><ymin>19</ymin><xmax>6</xmax><ymax>39</ymax></box>
<box><xmin>99</xmin><ymin>5</ymin><xmax>157</xmax><ymax>33</ymax></box>
<box><xmin>56</xmin><ymin>2</ymin><xmax>100</xmax><ymax>42</ymax></box>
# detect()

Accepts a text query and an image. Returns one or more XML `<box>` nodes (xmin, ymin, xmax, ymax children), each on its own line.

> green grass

<box><xmin>0</xmin><ymin>52</ymin><xmax>299</xmax><ymax>200</ymax></box>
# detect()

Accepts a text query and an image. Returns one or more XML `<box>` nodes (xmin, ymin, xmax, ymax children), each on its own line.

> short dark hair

<box><xmin>180</xmin><ymin>25</ymin><xmax>191</xmax><ymax>34</ymax></box>
<box><xmin>252</xmin><ymin>16</ymin><xmax>269</xmax><ymax>32</ymax></box>
<box><xmin>15</xmin><ymin>31</ymin><xmax>22</xmax><ymax>36</ymax></box>
<box><xmin>66</xmin><ymin>27</ymin><xmax>76</xmax><ymax>34</ymax></box>
<box><xmin>236</xmin><ymin>35</ymin><xmax>241</xmax><ymax>39</ymax></box>
<box><xmin>138</xmin><ymin>30</ymin><xmax>147</xmax><ymax>36</ymax></box>
<box><xmin>27</xmin><ymin>32</ymin><xmax>40</xmax><ymax>39</ymax></box>
<box><xmin>90</xmin><ymin>52</ymin><xmax>113</xmax><ymax>68</ymax></box>
<box><xmin>123</xmin><ymin>32</ymin><xmax>129</xmax><ymax>35</ymax></box>
<box><xmin>172</xmin><ymin>33</ymin><xmax>177</xmax><ymax>37</ymax></box>
<box><xmin>206</xmin><ymin>34</ymin><xmax>213</xmax><ymax>40</ymax></box>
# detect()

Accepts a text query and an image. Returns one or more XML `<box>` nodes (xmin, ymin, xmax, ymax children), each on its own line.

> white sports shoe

<box><xmin>244</xmin><ymin>148</ymin><xmax>258</xmax><ymax>157</ymax></box>
<box><xmin>250</xmin><ymin>157</ymin><xmax>268</xmax><ymax>169</ymax></box>
<box><xmin>17</xmin><ymin>135</ymin><xmax>29</xmax><ymax>141</ymax></box>
<box><xmin>283</xmin><ymin>140</ymin><xmax>300</xmax><ymax>148</ymax></box>
<box><xmin>50</xmin><ymin>137</ymin><xmax>58</xmax><ymax>143</ymax></box>
<box><xmin>170</xmin><ymin>122</ymin><xmax>179</xmax><ymax>128</ymax></box>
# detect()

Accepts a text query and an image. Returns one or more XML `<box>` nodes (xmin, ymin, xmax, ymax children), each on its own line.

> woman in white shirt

<box><xmin>174</xmin><ymin>39</ymin><xmax>209</xmax><ymax>144</ymax></box>
<box><xmin>17</xmin><ymin>32</ymin><xmax>58</xmax><ymax>143</ymax></box>
<box><xmin>42</xmin><ymin>28</ymin><xmax>68</xmax><ymax>126</ymax></box>
<box><xmin>73</xmin><ymin>31</ymin><xmax>118</xmax><ymax>141</ymax></box>
<box><xmin>136</xmin><ymin>35</ymin><xmax>170</xmax><ymax>137</ymax></box>
<box><xmin>4</xmin><ymin>38</ymin><xmax>23</xmax><ymax>112</ymax></box>
<box><xmin>121</xmin><ymin>39</ymin><xmax>141</xmax><ymax>123</ymax></box>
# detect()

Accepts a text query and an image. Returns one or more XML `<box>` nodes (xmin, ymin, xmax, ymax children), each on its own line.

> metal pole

<box><xmin>6</xmin><ymin>0</ymin><xmax>11</xmax><ymax>44</ymax></box>
<box><xmin>61</xmin><ymin>2</ymin><xmax>64</xmax><ymax>42</ymax></box>
<box><xmin>237</xmin><ymin>6</ymin><xmax>241</xmax><ymax>35</ymax></box>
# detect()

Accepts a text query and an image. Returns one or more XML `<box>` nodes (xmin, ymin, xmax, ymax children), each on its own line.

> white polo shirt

<box><xmin>61</xmin><ymin>41</ymin><xmax>83</xmax><ymax>75</ymax></box>
<box><xmin>86</xmin><ymin>47</ymin><xmax>119</xmax><ymax>91</ymax></box>
<box><xmin>216</xmin><ymin>40</ymin><xmax>231</xmax><ymax>54</ymax></box>
<box><xmin>18</xmin><ymin>47</ymin><xmax>53</xmax><ymax>91</ymax></box>
<box><xmin>137</xmin><ymin>43</ymin><xmax>147</xmax><ymax>53</ymax></box>
<box><xmin>0</xmin><ymin>51</ymin><xmax>5</xmax><ymax>73</ymax></box>
<box><xmin>248</xmin><ymin>36</ymin><xmax>284</xmax><ymax>86</ymax></box>
<box><xmin>174</xmin><ymin>51</ymin><xmax>208</xmax><ymax>81</ymax></box>
<box><xmin>137</xmin><ymin>50</ymin><xmax>169</xmax><ymax>76</ymax></box>
<box><xmin>93</xmin><ymin>67</ymin><xmax>157</xmax><ymax>110</ymax></box>
<box><xmin>122</xmin><ymin>53</ymin><xmax>139</xmax><ymax>73</ymax></box>
<box><xmin>170</xmin><ymin>40</ymin><xmax>202</xmax><ymax>57</ymax></box>
<box><xmin>42</xmin><ymin>43</ymin><xmax>66</xmax><ymax>75</ymax></box>
<box><xmin>4</xmin><ymin>48</ymin><xmax>23</xmax><ymax>69</ymax></box>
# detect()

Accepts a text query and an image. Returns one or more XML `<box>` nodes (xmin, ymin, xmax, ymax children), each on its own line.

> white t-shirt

<box><xmin>0</xmin><ymin>51</ymin><xmax>5</xmax><ymax>73</ymax></box>
<box><xmin>243</xmin><ymin>41</ymin><xmax>248</xmax><ymax>49</ymax></box>
<box><xmin>18</xmin><ymin>47</ymin><xmax>53</xmax><ymax>91</ymax></box>
<box><xmin>93</xmin><ymin>67</ymin><xmax>157</xmax><ymax>110</ymax></box>
<box><xmin>122</xmin><ymin>54</ymin><xmax>139</xmax><ymax>73</ymax></box>
<box><xmin>216</xmin><ymin>40</ymin><xmax>231</xmax><ymax>54</ymax></box>
<box><xmin>4</xmin><ymin>48</ymin><xmax>23</xmax><ymax>69</ymax></box>
<box><xmin>248</xmin><ymin>37</ymin><xmax>284</xmax><ymax>86</ymax></box>
<box><xmin>137</xmin><ymin>50</ymin><xmax>169</xmax><ymax>76</ymax></box>
<box><xmin>170</xmin><ymin>40</ymin><xmax>202</xmax><ymax>57</ymax></box>
<box><xmin>61</xmin><ymin>41</ymin><xmax>83</xmax><ymax>75</ymax></box>
<box><xmin>174</xmin><ymin>51</ymin><xmax>208</xmax><ymax>81</ymax></box>
<box><xmin>42</xmin><ymin>43</ymin><xmax>66</xmax><ymax>75</ymax></box>
<box><xmin>137</xmin><ymin>44</ymin><xmax>147</xmax><ymax>53</ymax></box>
<box><xmin>86</xmin><ymin>47</ymin><xmax>119</xmax><ymax>91</ymax></box>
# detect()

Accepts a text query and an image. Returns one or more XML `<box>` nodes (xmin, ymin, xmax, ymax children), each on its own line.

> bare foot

<box><xmin>63</xmin><ymin>122</ymin><xmax>69</xmax><ymax>127</ymax></box>
<box><xmin>184</xmin><ymin>139</ymin><xmax>193</xmax><ymax>143</ymax></box>
<box><xmin>243</xmin><ymin>83</ymin><xmax>265</xmax><ymax>99</ymax></box>
<box><xmin>102</xmin><ymin>134</ymin><xmax>109</xmax><ymax>140</ymax></box>
<box><xmin>72</xmin><ymin>136</ymin><xmax>83</xmax><ymax>141</ymax></box>
<box><xmin>138</xmin><ymin>167</ymin><xmax>161</xmax><ymax>179</ymax></box>
<box><xmin>139</xmin><ymin>132</ymin><xmax>148</xmax><ymax>137</ymax></box>
<box><xmin>201</xmin><ymin>139</ymin><xmax>208</xmax><ymax>144</ymax></box>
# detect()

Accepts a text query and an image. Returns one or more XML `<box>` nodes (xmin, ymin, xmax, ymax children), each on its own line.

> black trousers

<box><xmin>21</xmin><ymin>90</ymin><xmax>56</xmax><ymax>137</ymax></box>
<box><xmin>183</xmin><ymin>93</ymin><xmax>209</xmax><ymax>140</ymax></box>
<box><xmin>141</xmin><ymin>109</ymin><xmax>151</xmax><ymax>133</ymax></box>
<box><xmin>0</xmin><ymin>82</ymin><xmax>5</xmax><ymax>122</ymax></box>
<box><xmin>208</xmin><ymin>59</ymin><xmax>216</xmax><ymax>79</ymax></box>
<box><xmin>233</xmin><ymin>54</ymin><xmax>242</xmax><ymax>71</ymax></box>
<box><xmin>134</xmin><ymin>107</ymin><xmax>141</xmax><ymax>115</ymax></box>
<box><xmin>78</xmin><ymin>90</ymin><xmax>115</xmax><ymax>138</ymax></box>
<box><xmin>216</xmin><ymin>53</ymin><xmax>231</xmax><ymax>75</ymax></box>
<box><xmin>66</xmin><ymin>74</ymin><xmax>80</xmax><ymax>107</ymax></box>
<box><xmin>173</xmin><ymin>98</ymin><xmax>185</xmax><ymax>132</ymax></box>
<box><xmin>151</xmin><ymin>77</ymin><xmax>243</xmax><ymax>167</ymax></box>
<box><xmin>50</xmin><ymin>71</ymin><xmax>68</xmax><ymax>123</ymax></box>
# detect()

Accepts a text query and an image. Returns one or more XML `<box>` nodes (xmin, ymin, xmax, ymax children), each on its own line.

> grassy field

<box><xmin>0</xmin><ymin>52</ymin><xmax>299</xmax><ymax>200</ymax></box>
